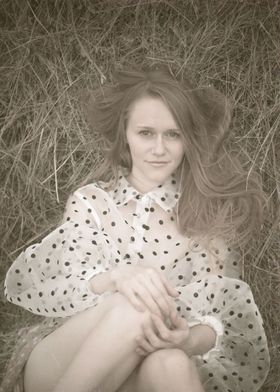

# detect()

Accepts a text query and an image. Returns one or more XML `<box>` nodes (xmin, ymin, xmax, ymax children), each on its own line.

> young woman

<box><xmin>2</xmin><ymin>66</ymin><xmax>270</xmax><ymax>392</ymax></box>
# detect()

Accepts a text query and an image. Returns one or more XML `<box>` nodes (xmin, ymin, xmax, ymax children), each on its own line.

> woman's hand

<box><xmin>110</xmin><ymin>265</ymin><xmax>178</xmax><ymax>318</ymax></box>
<box><xmin>135</xmin><ymin>310</ymin><xmax>193</xmax><ymax>356</ymax></box>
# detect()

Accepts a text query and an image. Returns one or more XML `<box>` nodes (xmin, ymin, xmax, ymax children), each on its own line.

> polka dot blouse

<box><xmin>4</xmin><ymin>166</ymin><xmax>270</xmax><ymax>391</ymax></box>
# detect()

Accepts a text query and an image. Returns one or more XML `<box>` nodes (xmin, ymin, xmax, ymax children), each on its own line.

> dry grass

<box><xmin>0</xmin><ymin>0</ymin><xmax>279</xmax><ymax>390</ymax></box>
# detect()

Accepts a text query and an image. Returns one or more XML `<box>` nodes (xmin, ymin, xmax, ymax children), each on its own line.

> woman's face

<box><xmin>125</xmin><ymin>95</ymin><xmax>185</xmax><ymax>193</ymax></box>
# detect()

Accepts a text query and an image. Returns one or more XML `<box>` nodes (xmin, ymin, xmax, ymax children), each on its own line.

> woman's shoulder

<box><xmin>72</xmin><ymin>180</ymin><xmax>111</xmax><ymax>199</ymax></box>
<box><xmin>69</xmin><ymin>167</ymin><xmax>125</xmax><ymax>204</ymax></box>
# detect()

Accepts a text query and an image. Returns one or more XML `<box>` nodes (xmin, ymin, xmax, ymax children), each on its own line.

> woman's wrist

<box><xmin>182</xmin><ymin>324</ymin><xmax>216</xmax><ymax>357</ymax></box>
<box><xmin>90</xmin><ymin>270</ymin><xmax>117</xmax><ymax>294</ymax></box>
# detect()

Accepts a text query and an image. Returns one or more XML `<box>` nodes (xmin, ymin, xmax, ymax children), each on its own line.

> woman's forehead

<box><xmin>127</xmin><ymin>96</ymin><xmax>178</xmax><ymax>126</ymax></box>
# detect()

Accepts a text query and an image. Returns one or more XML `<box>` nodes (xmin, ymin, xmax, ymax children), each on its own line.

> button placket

<box><xmin>128</xmin><ymin>196</ymin><xmax>152</xmax><ymax>254</ymax></box>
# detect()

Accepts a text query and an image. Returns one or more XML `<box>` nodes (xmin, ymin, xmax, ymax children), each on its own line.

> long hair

<box><xmin>83</xmin><ymin>65</ymin><xmax>267</xmax><ymax>251</ymax></box>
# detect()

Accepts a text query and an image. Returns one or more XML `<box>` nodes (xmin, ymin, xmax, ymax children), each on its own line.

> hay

<box><xmin>0</xmin><ymin>0</ymin><xmax>279</xmax><ymax>390</ymax></box>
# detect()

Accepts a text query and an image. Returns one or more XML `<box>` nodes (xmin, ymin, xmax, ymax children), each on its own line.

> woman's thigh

<box><xmin>24</xmin><ymin>293</ymin><xmax>126</xmax><ymax>392</ymax></box>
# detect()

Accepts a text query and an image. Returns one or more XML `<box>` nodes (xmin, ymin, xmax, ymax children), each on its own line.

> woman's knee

<box><xmin>104</xmin><ymin>293</ymin><xmax>151</xmax><ymax>335</ymax></box>
<box><xmin>140</xmin><ymin>349</ymin><xmax>194</xmax><ymax>379</ymax></box>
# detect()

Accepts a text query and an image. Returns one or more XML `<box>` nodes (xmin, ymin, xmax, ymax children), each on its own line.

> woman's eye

<box><xmin>167</xmin><ymin>131</ymin><xmax>181</xmax><ymax>139</ymax></box>
<box><xmin>139</xmin><ymin>130</ymin><xmax>152</xmax><ymax>136</ymax></box>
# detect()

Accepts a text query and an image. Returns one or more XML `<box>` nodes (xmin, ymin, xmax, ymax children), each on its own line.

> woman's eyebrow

<box><xmin>136</xmin><ymin>125</ymin><xmax>181</xmax><ymax>131</ymax></box>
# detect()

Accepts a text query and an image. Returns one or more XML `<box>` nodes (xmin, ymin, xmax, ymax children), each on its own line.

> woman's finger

<box><xmin>151</xmin><ymin>313</ymin><xmax>190</xmax><ymax>347</ymax></box>
<box><xmin>121</xmin><ymin>286</ymin><xmax>146</xmax><ymax>312</ymax></box>
<box><xmin>138</xmin><ymin>276</ymin><xmax>171</xmax><ymax>316</ymax></box>
<box><xmin>170</xmin><ymin>310</ymin><xmax>188</xmax><ymax>330</ymax></box>
<box><xmin>151</xmin><ymin>313</ymin><xmax>172</xmax><ymax>340</ymax></box>
<box><xmin>132</xmin><ymin>280</ymin><xmax>162</xmax><ymax>316</ymax></box>
<box><xmin>136</xmin><ymin>335</ymin><xmax>156</xmax><ymax>353</ymax></box>
<box><xmin>157</xmin><ymin>271</ymin><xmax>179</xmax><ymax>298</ymax></box>
<box><xmin>141</xmin><ymin>320</ymin><xmax>166</xmax><ymax>349</ymax></box>
<box><xmin>170</xmin><ymin>308</ymin><xmax>180</xmax><ymax>326</ymax></box>
<box><xmin>150</xmin><ymin>276</ymin><xmax>179</xmax><ymax>315</ymax></box>
<box><xmin>136</xmin><ymin>347</ymin><xmax>147</xmax><ymax>356</ymax></box>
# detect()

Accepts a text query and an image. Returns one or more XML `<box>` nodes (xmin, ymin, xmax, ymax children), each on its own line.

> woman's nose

<box><xmin>152</xmin><ymin>136</ymin><xmax>166</xmax><ymax>155</ymax></box>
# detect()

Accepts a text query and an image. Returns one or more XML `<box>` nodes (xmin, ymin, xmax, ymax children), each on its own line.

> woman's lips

<box><xmin>148</xmin><ymin>161</ymin><xmax>169</xmax><ymax>167</ymax></box>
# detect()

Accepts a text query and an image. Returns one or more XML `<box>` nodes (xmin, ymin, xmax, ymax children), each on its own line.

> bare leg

<box><xmin>117</xmin><ymin>349</ymin><xmax>204</xmax><ymax>392</ymax></box>
<box><xmin>24</xmin><ymin>293</ymin><xmax>149</xmax><ymax>392</ymax></box>
<box><xmin>53</xmin><ymin>304</ymin><xmax>146</xmax><ymax>392</ymax></box>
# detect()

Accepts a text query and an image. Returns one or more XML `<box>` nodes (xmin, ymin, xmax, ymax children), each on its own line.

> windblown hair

<box><xmin>83</xmin><ymin>65</ymin><xmax>267</xmax><ymax>251</ymax></box>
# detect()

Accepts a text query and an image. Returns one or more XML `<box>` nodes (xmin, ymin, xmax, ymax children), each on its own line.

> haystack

<box><xmin>0</xmin><ymin>1</ymin><xmax>279</xmax><ymax>390</ymax></box>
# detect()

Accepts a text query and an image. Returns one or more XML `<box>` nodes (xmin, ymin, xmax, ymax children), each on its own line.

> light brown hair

<box><xmin>84</xmin><ymin>65</ymin><xmax>267</xmax><ymax>251</ymax></box>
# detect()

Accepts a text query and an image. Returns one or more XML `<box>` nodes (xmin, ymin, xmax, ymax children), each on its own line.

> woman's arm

<box><xmin>92</xmin><ymin>270</ymin><xmax>217</xmax><ymax>358</ymax></box>
<box><xmin>90</xmin><ymin>265</ymin><xmax>179</xmax><ymax>318</ymax></box>
<box><xmin>183</xmin><ymin>323</ymin><xmax>216</xmax><ymax>357</ymax></box>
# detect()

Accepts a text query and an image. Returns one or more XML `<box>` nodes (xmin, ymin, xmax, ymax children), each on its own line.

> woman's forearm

<box><xmin>182</xmin><ymin>324</ymin><xmax>217</xmax><ymax>357</ymax></box>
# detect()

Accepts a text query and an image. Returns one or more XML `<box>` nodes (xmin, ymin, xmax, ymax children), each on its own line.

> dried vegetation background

<box><xmin>0</xmin><ymin>0</ymin><xmax>279</xmax><ymax>390</ymax></box>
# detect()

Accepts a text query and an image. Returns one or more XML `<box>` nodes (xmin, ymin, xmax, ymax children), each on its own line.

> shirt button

<box><xmin>141</xmin><ymin>195</ymin><xmax>149</xmax><ymax>204</ymax></box>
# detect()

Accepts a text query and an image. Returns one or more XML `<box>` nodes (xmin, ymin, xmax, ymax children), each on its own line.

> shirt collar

<box><xmin>108</xmin><ymin>167</ymin><xmax>181</xmax><ymax>212</ymax></box>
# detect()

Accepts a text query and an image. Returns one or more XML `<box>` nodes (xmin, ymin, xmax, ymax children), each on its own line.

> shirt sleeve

<box><xmin>183</xmin><ymin>238</ymin><xmax>241</xmax><ymax>358</ymax></box>
<box><xmin>174</xmin><ymin>274</ymin><xmax>270</xmax><ymax>389</ymax></box>
<box><xmin>4</xmin><ymin>189</ymin><xmax>118</xmax><ymax>318</ymax></box>
<box><xmin>166</xmin><ymin>239</ymin><xmax>270</xmax><ymax>389</ymax></box>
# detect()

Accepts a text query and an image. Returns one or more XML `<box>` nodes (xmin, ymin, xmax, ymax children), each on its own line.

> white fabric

<box><xmin>4</xmin><ymin>166</ymin><xmax>270</xmax><ymax>391</ymax></box>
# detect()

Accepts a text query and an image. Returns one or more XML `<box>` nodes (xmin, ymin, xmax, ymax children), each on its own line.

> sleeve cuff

<box><xmin>188</xmin><ymin>315</ymin><xmax>223</xmax><ymax>360</ymax></box>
